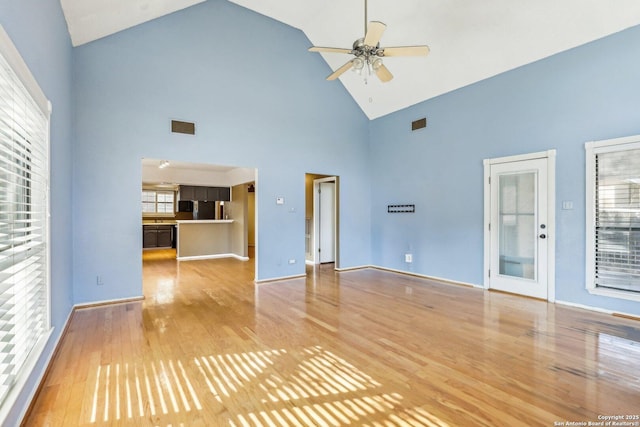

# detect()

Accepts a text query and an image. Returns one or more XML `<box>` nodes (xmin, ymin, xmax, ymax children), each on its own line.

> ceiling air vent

<box><xmin>171</xmin><ymin>120</ymin><xmax>195</xmax><ymax>135</ymax></box>
<box><xmin>412</xmin><ymin>117</ymin><xmax>427</xmax><ymax>131</ymax></box>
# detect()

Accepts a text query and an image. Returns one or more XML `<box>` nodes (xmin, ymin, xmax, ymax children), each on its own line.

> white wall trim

<box><xmin>255</xmin><ymin>274</ymin><xmax>306</xmax><ymax>284</ymax></box>
<box><xmin>1</xmin><ymin>329</ymin><xmax>53</xmax><ymax>426</ymax></box>
<box><xmin>557</xmin><ymin>299</ymin><xmax>640</xmax><ymax>320</ymax></box>
<box><xmin>483</xmin><ymin>149</ymin><xmax>557</xmax><ymax>301</ymax></box>
<box><xmin>177</xmin><ymin>253</ymin><xmax>248</xmax><ymax>262</ymax></box>
<box><xmin>0</xmin><ymin>25</ymin><xmax>50</xmax><ymax>116</ymax></box>
<box><xmin>334</xmin><ymin>264</ymin><xmax>371</xmax><ymax>272</ymax></box>
<box><xmin>483</xmin><ymin>149</ymin><xmax>555</xmax><ymax>166</ymax></box>
<box><xmin>313</xmin><ymin>176</ymin><xmax>338</xmax><ymax>266</ymax></box>
<box><xmin>0</xmin><ymin>24</ymin><xmax>53</xmax><ymax>427</ymax></box>
<box><xmin>369</xmin><ymin>265</ymin><xmax>481</xmax><ymax>288</ymax></box>
<box><xmin>585</xmin><ymin>135</ymin><xmax>640</xmax><ymax>303</ymax></box>
<box><xmin>74</xmin><ymin>296</ymin><xmax>145</xmax><ymax>310</ymax></box>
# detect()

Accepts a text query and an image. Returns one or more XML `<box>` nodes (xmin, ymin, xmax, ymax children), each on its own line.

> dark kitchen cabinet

<box><xmin>218</xmin><ymin>187</ymin><xmax>231</xmax><ymax>201</ymax></box>
<box><xmin>179</xmin><ymin>185</ymin><xmax>231</xmax><ymax>201</ymax></box>
<box><xmin>143</xmin><ymin>226</ymin><xmax>158</xmax><ymax>248</ymax></box>
<box><xmin>157</xmin><ymin>226</ymin><xmax>172</xmax><ymax>248</ymax></box>
<box><xmin>206</xmin><ymin>186</ymin><xmax>231</xmax><ymax>201</ymax></box>
<box><xmin>143</xmin><ymin>225</ymin><xmax>174</xmax><ymax>248</ymax></box>
<box><xmin>193</xmin><ymin>186</ymin><xmax>206</xmax><ymax>200</ymax></box>
<box><xmin>206</xmin><ymin>186</ymin><xmax>219</xmax><ymax>201</ymax></box>
<box><xmin>179</xmin><ymin>185</ymin><xmax>195</xmax><ymax>200</ymax></box>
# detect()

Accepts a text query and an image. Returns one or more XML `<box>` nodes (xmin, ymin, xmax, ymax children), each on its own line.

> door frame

<box><xmin>483</xmin><ymin>150</ymin><xmax>556</xmax><ymax>302</ymax></box>
<box><xmin>313</xmin><ymin>176</ymin><xmax>339</xmax><ymax>266</ymax></box>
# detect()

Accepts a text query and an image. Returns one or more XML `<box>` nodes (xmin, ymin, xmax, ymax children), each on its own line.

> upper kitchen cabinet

<box><xmin>179</xmin><ymin>185</ymin><xmax>231</xmax><ymax>202</ymax></box>
<box><xmin>218</xmin><ymin>187</ymin><xmax>231</xmax><ymax>201</ymax></box>
<box><xmin>194</xmin><ymin>186</ymin><xmax>208</xmax><ymax>200</ymax></box>
<box><xmin>179</xmin><ymin>185</ymin><xmax>195</xmax><ymax>201</ymax></box>
<box><xmin>206</xmin><ymin>187</ymin><xmax>219</xmax><ymax>201</ymax></box>
<box><xmin>206</xmin><ymin>187</ymin><xmax>231</xmax><ymax>201</ymax></box>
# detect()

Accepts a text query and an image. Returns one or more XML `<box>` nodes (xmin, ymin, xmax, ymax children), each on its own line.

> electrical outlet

<box><xmin>405</xmin><ymin>253</ymin><xmax>413</xmax><ymax>263</ymax></box>
<box><xmin>96</xmin><ymin>275</ymin><xmax>104</xmax><ymax>286</ymax></box>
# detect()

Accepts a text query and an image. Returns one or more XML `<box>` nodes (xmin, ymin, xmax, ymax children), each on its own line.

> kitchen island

<box><xmin>176</xmin><ymin>220</ymin><xmax>244</xmax><ymax>261</ymax></box>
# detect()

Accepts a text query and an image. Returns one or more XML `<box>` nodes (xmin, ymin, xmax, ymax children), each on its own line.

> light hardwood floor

<box><xmin>24</xmin><ymin>252</ymin><xmax>640</xmax><ymax>426</ymax></box>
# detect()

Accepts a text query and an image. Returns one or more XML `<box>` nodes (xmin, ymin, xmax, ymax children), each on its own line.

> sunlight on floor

<box><xmin>88</xmin><ymin>346</ymin><xmax>449</xmax><ymax>426</ymax></box>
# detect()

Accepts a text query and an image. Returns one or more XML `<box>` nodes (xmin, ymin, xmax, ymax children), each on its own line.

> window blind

<box><xmin>142</xmin><ymin>190</ymin><xmax>174</xmax><ymax>214</ymax></box>
<box><xmin>594</xmin><ymin>148</ymin><xmax>640</xmax><ymax>293</ymax></box>
<box><xmin>0</xmin><ymin>44</ymin><xmax>49</xmax><ymax>406</ymax></box>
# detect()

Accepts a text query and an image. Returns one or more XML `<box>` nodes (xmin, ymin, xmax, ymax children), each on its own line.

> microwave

<box><xmin>177</xmin><ymin>200</ymin><xmax>193</xmax><ymax>212</ymax></box>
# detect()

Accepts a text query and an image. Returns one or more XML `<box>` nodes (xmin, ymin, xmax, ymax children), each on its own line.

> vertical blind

<box><xmin>594</xmin><ymin>148</ymin><xmax>640</xmax><ymax>293</ymax></box>
<box><xmin>0</xmin><ymin>45</ymin><xmax>49</xmax><ymax>406</ymax></box>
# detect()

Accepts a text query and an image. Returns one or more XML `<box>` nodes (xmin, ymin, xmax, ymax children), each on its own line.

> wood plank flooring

<box><xmin>24</xmin><ymin>254</ymin><xmax>640</xmax><ymax>426</ymax></box>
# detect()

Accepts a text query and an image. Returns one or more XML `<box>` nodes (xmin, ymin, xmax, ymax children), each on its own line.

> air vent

<box><xmin>412</xmin><ymin>117</ymin><xmax>427</xmax><ymax>131</ymax></box>
<box><xmin>171</xmin><ymin>120</ymin><xmax>195</xmax><ymax>135</ymax></box>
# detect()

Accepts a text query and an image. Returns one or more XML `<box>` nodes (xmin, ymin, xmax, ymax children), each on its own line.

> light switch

<box><xmin>276</xmin><ymin>197</ymin><xmax>284</xmax><ymax>205</ymax></box>
<box><xmin>562</xmin><ymin>201</ymin><xmax>574</xmax><ymax>210</ymax></box>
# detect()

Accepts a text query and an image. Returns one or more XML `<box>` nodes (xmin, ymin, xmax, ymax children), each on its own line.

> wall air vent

<box><xmin>412</xmin><ymin>117</ymin><xmax>427</xmax><ymax>131</ymax></box>
<box><xmin>171</xmin><ymin>120</ymin><xmax>195</xmax><ymax>135</ymax></box>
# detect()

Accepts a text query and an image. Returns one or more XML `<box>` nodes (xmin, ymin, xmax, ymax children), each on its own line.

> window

<box><xmin>142</xmin><ymin>190</ymin><xmax>175</xmax><ymax>215</ymax></box>
<box><xmin>586</xmin><ymin>135</ymin><xmax>640</xmax><ymax>301</ymax></box>
<box><xmin>0</xmin><ymin>26</ymin><xmax>51</xmax><ymax>417</ymax></box>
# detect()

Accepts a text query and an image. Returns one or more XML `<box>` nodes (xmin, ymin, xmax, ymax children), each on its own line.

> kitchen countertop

<box><xmin>176</xmin><ymin>220</ymin><xmax>233</xmax><ymax>224</ymax></box>
<box><xmin>143</xmin><ymin>221</ymin><xmax>177</xmax><ymax>225</ymax></box>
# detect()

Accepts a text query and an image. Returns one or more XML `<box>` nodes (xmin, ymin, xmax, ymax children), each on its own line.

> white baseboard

<box><xmin>74</xmin><ymin>295</ymin><xmax>144</xmax><ymax>310</ymax></box>
<box><xmin>255</xmin><ymin>273</ymin><xmax>306</xmax><ymax>284</ymax></box>
<box><xmin>554</xmin><ymin>299</ymin><xmax>613</xmax><ymax>315</ymax></box>
<box><xmin>369</xmin><ymin>265</ymin><xmax>481</xmax><ymax>288</ymax></box>
<box><xmin>553</xmin><ymin>299</ymin><xmax>640</xmax><ymax>321</ymax></box>
<box><xmin>334</xmin><ymin>264</ymin><xmax>371</xmax><ymax>272</ymax></box>
<box><xmin>177</xmin><ymin>253</ymin><xmax>249</xmax><ymax>262</ymax></box>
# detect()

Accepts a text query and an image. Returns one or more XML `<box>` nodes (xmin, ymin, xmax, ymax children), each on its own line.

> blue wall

<box><xmin>2</xmin><ymin>0</ymin><xmax>640</xmax><ymax>422</ymax></box>
<box><xmin>0</xmin><ymin>0</ymin><xmax>73</xmax><ymax>424</ymax></box>
<box><xmin>71</xmin><ymin>0</ymin><xmax>371</xmax><ymax>303</ymax></box>
<box><xmin>369</xmin><ymin>24</ymin><xmax>640</xmax><ymax>315</ymax></box>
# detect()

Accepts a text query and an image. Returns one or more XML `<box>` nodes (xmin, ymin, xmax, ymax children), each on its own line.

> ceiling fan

<box><xmin>308</xmin><ymin>0</ymin><xmax>430</xmax><ymax>83</ymax></box>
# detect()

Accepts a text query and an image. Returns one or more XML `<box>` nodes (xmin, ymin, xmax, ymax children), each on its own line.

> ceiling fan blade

<box><xmin>381</xmin><ymin>45</ymin><xmax>430</xmax><ymax>57</ymax></box>
<box><xmin>327</xmin><ymin>60</ymin><xmax>355</xmax><ymax>81</ymax></box>
<box><xmin>308</xmin><ymin>46</ymin><xmax>352</xmax><ymax>54</ymax></box>
<box><xmin>375</xmin><ymin>63</ymin><xmax>393</xmax><ymax>83</ymax></box>
<box><xmin>364</xmin><ymin>21</ymin><xmax>386</xmax><ymax>46</ymax></box>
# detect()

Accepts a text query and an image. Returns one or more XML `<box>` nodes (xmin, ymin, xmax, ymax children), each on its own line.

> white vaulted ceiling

<box><xmin>60</xmin><ymin>0</ymin><xmax>640</xmax><ymax>119</ymax></box>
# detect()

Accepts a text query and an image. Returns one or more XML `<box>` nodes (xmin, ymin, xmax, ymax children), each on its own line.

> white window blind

<box><xmin>142</xmin><ymin>190</ymin><xmax>174</xmax><ymax>214</ymax></box>
<box><xmin>593</xmin><ymin>147</ymin><xmax>640</xmax><ymax>293</ymax></box>
<box><xmin>0</xmin><ymin>32</ymin><xmax>50</xmax><ymax>410</ymax></box>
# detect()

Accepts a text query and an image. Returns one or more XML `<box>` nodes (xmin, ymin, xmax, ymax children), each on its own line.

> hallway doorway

<box><xmin>305</xmin><ymin>174</ymin><xmax>339</xmax><ymax>267</ymax></box>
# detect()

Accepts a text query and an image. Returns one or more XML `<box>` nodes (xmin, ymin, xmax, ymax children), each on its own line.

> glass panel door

<box><xmin>499</xmin><ymin>172</ymin><xmax>536</xmax><ymax>280</ymax></box>
<box><xmin>489</xmin><ymin>157</ymin><xmax>548</xmax><ymax>300</ymax></box>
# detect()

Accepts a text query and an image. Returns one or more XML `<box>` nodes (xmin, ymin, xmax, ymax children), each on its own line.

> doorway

<box><xmin>141</xmin><ymin>158</ymin><xmax>258</xmax><ymax>280</ymax></box>
<box><xmin>305</xmin><ymin>174</ymin><xmax>339</xmax><ymax>267</ymax></box>
<box><xmin>483</xmin><ymin>150</ymin><xmax>556</xmax><ymax>300</ymax></box>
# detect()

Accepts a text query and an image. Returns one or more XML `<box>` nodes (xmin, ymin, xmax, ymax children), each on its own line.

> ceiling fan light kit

<box><xmin>308</xmin><ymin>0</ymin><xmax>430</xmax><ymax>84</ymax></box>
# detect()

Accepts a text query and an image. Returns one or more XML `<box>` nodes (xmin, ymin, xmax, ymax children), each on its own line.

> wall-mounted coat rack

<box><xmin>387</xmin><ymin>204</ymin><xmax>415</xmax><ymax>213</ymax></box>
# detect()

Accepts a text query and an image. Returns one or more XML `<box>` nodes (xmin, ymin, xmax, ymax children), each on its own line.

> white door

<box><xmin>488</xmin><ymin>158</ymin><xmax>549</xmax><ymax>299</ymax></box>
<box><xmin>318</xmin><ymin>181</ymin><xmax>336</xmax><ymax>263</ymax></box>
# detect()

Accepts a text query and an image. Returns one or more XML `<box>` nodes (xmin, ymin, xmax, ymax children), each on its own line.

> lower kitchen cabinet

<box><xmin>157</xmin><ymin>226</ymin><xmax>172</xmax><ymax>248</ymax></box>
<box><xmin>143</xmin><ymin>225</ymin><xmax>175</xmax><ymax>248</ymax></box>
<box><xmin>143</xmin><ymin>227</ymin><xmax>158</xmax><ymax>248</ymax></box>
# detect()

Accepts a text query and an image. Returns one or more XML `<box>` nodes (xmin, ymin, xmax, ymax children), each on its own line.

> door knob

<box><xmin>539</xmin><ymin>234</ymin><xmax>546</xmax><ymax>239</ymax></box>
